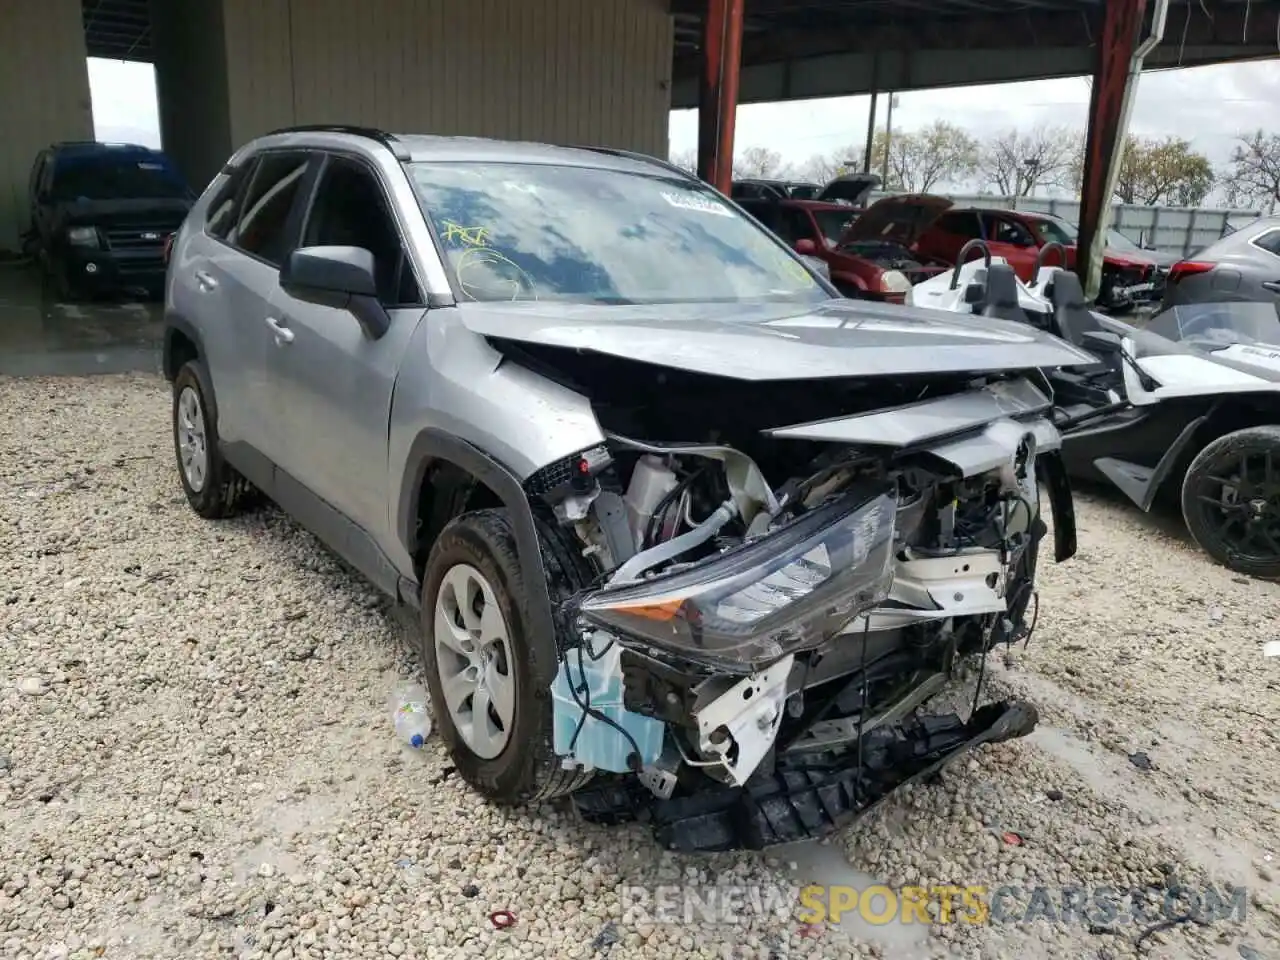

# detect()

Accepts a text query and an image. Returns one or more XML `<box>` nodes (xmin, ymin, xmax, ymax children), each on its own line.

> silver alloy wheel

<box><xmin>176</xmin><ymin>385</ymin><xmax>208</xmax><ymax>493</ymax></box>
<box><xmin>432</xmin><ymin>563</ymin><xmax>517</xmax><ymax>760</ymax></box>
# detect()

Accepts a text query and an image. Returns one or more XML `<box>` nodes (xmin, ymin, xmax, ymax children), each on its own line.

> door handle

<box><xmin>194</xmin><ymin>270</ymin><xmax>217</xmax><ymax>291</ymax></box>
<box><xmin>1262</xmin><ymin>281</ymin><xmax>1280</xmax><ymax>294</ymax></box>
<box><xmin>265</xmin><ymin>316</ymin><xmax>294</xmax><ymax>345</ymax></box>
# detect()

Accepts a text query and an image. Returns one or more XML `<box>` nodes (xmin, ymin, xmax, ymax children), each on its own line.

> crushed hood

<box><xmin>843</xmin><ymin>194</ymin><xmax>953</xmax><ymax>246</ymax></box>
<box><xmin>460</xmin><ymin>298</ymin><xmax>1097</xmax><ymax>381</ymax></box>
<box><xmin>815</xmin><ymin>173</ymin><xmax>882</xmax><ymax>206</ymax></box>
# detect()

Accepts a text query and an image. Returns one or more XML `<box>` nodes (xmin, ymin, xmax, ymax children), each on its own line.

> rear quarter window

<box><xmin>1251</xmin><ymin>228</ymin><xmax>1280</xmax><ymax>258</ymax></box>
<box><xmin>206</xmin><ymin>163</ymin><xmax>253</xmax><ymax>239</ymax></box>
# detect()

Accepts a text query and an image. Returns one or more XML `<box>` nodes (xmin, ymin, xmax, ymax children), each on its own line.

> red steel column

<box><xmin>1076</xmin><ymin>0</ymin><xmax>1148</xmax><ymax>301</ymax></box>
<box><xmin>697</xmin><ymin>0</ymin><xmax>727</xmax><ymax>185</ymax></box>
<box><xmin>714</xmin><ymin>0</ymin><xmax>745</xmax><ymax>193</ymax></box>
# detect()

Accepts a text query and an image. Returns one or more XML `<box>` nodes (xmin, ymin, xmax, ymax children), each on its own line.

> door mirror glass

<box><xmin>281</xmin><ymin>245</ymin><xmax>390</xmax><ymax>339</ymax></box>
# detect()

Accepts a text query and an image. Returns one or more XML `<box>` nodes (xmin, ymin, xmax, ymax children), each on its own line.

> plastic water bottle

<box><xmin>392</xmin><ymin>684</ymin><xmax>433</xmax><ymax>748</ymax></box>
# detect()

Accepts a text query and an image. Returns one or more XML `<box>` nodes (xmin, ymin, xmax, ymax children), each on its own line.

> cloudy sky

<box><xmin>91</xmin><ymin>54</ymin><xmax>1278</xmax><ymax>196</ymax></box>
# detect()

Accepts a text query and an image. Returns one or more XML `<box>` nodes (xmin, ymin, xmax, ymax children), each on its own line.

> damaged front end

<box><xmin>523</xmin><ymin>368</ymin><xmax>1075</xmax><ymax>853</ymax></box>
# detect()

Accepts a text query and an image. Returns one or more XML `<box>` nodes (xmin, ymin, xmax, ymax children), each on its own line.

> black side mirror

<box><xmin>1081</xmin><ymin>329</ymin><xmax>1123</xmax><ymax>354</ymax></box>
<box><xmin>280</xmin><ymin>245</ymin><xmax>390</xmax><ymax>339</ymax></box>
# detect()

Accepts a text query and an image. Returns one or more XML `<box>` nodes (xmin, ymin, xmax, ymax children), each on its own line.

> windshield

<box><xmin>1029</xmin><ymin>216</ymin><xmax>1142</xmax><ymax>251</ymax></box>
<box><xmin>51</xmin><ymin>156</ymin><xmax>188</xmax><ymax>201</ymax></box>
<box><xmin>812</xmin><ymin>208</ymin><xmax>857</xmax><ymax>244</ymax></box>
<box><xmin>1105</xmin><ymin>228</ymin><xmax>1140</xmax><ymax>251</ymax></box>
<box><xmin>407</xmin><ymin>162</ymin><xmax>831</xmax><ymax>305</ymax></box>
<box><xmin>1145</xmin><ymin>301</ymin><xmax>1280</xmax><ymax>351</ymax></box>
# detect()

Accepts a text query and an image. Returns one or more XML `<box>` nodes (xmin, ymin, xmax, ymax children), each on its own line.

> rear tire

<box><xmin>1180</xmin><ymin>426</ymin><xmax>1280</xmax><ymax>579</ymax></box>
<box><xmin>171</xmin><ymin>360</ymin><xmax>256</xmax><ymax>519</ymax></box>
<box><xmin>419</xmin><ymin>509</ymin><xmax>594</xmax><ymax>804</ymax></box>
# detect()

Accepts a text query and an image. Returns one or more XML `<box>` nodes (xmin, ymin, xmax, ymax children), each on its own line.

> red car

<box><xmin>737</xmin><ymin>180</ymin><xmax>951</xmax><ymax>303</ymax></box>
<box><xmin>904</xmin><ymin>198</ymin><xmax>1162</xmax><ymax>311</ymax></box>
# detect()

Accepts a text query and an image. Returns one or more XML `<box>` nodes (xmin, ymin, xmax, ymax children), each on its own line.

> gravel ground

<box><xmin>1</xmin><ymin>373</ymin><xmax>1278</xmax><ymax>960</ymax></box>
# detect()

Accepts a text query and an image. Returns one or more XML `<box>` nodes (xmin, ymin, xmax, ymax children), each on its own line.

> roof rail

<box><xmin>569</xmin><ymin>145</ymin><xmax>695</xmax><ymax>181</ymax></box>
<box><xmin>264</xmin><ymin>124</ymin><xmax>410</xmax><ymax>161</ymax></box>
<box><xmin>53</xmin><ymin>139</ymin><xmax>150</xmax><ymax>150</ymax></box>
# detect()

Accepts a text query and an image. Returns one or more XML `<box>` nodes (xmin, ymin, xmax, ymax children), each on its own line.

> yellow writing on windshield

<box><xmin>440</xmin><ymin>220</ymin><xmax>491</xmax><ymax>248</ymax></box>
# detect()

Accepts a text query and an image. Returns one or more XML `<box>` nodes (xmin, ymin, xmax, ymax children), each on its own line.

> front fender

<box><xmin>395</xmin><ymin>429</ymin><xmax>556</xmax><ymax>648</ymax></box>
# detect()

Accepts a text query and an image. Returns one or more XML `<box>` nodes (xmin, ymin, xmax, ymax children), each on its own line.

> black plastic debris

<box><xmin>1045</xmin><ymin>789</ymin><xmax>1064</xmax><ymax>801</ymax></box>
<box><xmin>590</xmin><ymin>922</ymin><xmax>620</xmax><ymax>952</ymax></box>
<box><xmin>574</xmin><ymin>699</ymin><xmax>1039</xmax><ymax>853</ymax></box>
<box><xmin>1129</xmin><ymin>751</ymin><xmax>1156</xmax><ymax>772</ymax></box>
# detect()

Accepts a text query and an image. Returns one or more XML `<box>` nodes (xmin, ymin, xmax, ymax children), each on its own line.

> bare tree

<box><xmin>871</xmin><ymin>121</ymin><xmax>978</xmax><ymax>193</ymax></box>
<box><xmin>733</xmin><ymin>145</ymin><xmax>791</xmax><ymax>180</ymax></box>
<box><xmin>669</xmin><ymin>149</ymin><xmax>698</xmax><ymax>174</ymax></box>
<box><xmin>977</xmin><ymin>126</ymin><xmax>1079</xmax><ymax>197</ymax></box>
<box><xmin>796</xmin><ymin>149</ymin><xmax>856</xmax><ymax>186</ymax></box>
<box><xmin>1222</xmin><ymin>131</ymin><xmax>1280</xmax><ymax>213</ymax></box>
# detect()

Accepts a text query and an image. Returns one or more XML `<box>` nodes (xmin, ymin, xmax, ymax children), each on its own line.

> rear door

<box><xmin>1247</xmin><ymin>227</ymin><xmax>1280</xmax><ymax>304</ymax></box>
<box><xmin>980</xmin><ymin>213</ymin><xmax>1040</xmax><ymax>280</ymax></box>
<box><xmin>198</xmin><ymin>150</ymin><xmax>317</xmax><ymax>460</ymax></box>
<box><xmin>916</xmin><ymin>210</ymin><xmax>981</xmax><ymax>263</ymax></box>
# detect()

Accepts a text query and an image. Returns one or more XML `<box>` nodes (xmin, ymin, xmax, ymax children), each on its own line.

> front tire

<box><xmin>171</xmin><ymin>360</ymin><xmax>254</xmax><ymax>519</ymax></box>
<box><xmin>1180</xmin><ymin>426</ymin><xmax>1280</xmax><ymax>579</ymax></box>
<box><xmin>419</xmin><ymin>509</ymin><xmax>594</xmax><ymax>804</ymax></box>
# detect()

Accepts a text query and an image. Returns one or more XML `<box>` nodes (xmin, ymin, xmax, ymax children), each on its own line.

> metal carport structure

<box><xmin>3</xmin><ymin>0</ymin><xmax>1278</xmax><ymax>300</ymax></box>
<box><xmin>672</xmin><ymin>0</ymin><xmax>1279</xmax><ymax>297</ymax></box>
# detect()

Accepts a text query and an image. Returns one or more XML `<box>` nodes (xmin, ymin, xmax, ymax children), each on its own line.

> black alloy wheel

<box><xmin>1181</xmin><ymin>426</ymin><xmax>1280</xmax><ymax>579</ymax></box>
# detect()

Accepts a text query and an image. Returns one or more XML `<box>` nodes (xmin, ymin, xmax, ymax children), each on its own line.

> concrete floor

<box><xmin>0</xmin><ymin>260</ymin><xmax>163</xmax><ymax>377</ymax></box>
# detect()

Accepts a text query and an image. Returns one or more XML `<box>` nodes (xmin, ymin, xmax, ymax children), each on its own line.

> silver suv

<box><xmin>163</xmin><ymin>126</ymin><xmax>1093</xmax><ymax>851</ymax></box>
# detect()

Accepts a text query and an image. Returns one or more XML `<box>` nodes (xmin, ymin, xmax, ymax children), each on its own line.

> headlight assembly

<box><xmin>572</xmin><ymin>487</ymin><xmax>898</xmax><ymax>673</ymax></box>
<box><xmin>66</xmin><ymin>226</ymin><xmax>100</xmax><ymax>248</ymax></box>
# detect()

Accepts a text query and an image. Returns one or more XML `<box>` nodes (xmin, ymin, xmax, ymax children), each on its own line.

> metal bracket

<box><xmin>691</xmin><ymin>654</ymin><xmax>794</xmax><ymax>786</ymax></box>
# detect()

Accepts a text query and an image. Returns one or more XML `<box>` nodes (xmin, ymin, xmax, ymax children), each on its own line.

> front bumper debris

<box><xmin>572</xmin><ymin>699</ymin><xmax>1039</xmax><ymax>852</ymax></box>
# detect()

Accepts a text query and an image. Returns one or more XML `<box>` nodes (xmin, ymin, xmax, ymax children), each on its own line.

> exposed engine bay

<box><xmin>505</xmin><ymin>340</ymin><xmax>1077</xmax><ymax>852</ymax></box>
<box><xmin>839</xmin><ymin>238</ymin><xmax>951</xmax><ymax>285</ymax></box>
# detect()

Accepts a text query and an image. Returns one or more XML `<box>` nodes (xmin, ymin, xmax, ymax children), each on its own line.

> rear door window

<box><xmin>937</xmin><ymin>212</ymin><xmax>983</xmax><ymax>239</ymax></box>
<box><xmin>229</xmin><ymin>152</ymin><xmax>311</xmax><ymax>267</ymax></box>
<box><xmin>739</xmin><ymin>199</ymin><xmax>781</xmax><ymax>233</ymax></box>
<box><xmin>777</xmin><ymin>207</ymin><xmax>816</xmax><ymax>245</ymax></box>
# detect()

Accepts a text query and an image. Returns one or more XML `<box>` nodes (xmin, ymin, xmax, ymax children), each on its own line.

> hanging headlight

<box><xmin>572</xmin><ymin>487</ymin><xmax>898</xmax><ymax>673</ymax></box>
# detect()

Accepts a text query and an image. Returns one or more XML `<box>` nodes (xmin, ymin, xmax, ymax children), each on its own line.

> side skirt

<box><xmin>221</xmin><ymin>440</ymin><xmax>413</xmax><ymax>605</ymax></box>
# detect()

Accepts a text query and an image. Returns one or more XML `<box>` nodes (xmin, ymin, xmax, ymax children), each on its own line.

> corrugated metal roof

<box><xmin>81</xmin><ymin>0</ymin><xmax>150</xmax><ymax>61</ymax></box>
<box><xmin>83</xmin><ymin>0</ymin><xmax>1276</xmax><ymax>80</ymax></box>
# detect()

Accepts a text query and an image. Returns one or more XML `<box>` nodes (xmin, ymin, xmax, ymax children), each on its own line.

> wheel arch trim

<box><xmin>164</xmin><ymin>314</ymin><xmax>221</xmax><ymax>448</ymax></box>
<box><xmin>396</xmin><ymin>428</ymin><xmax>556</xmax><ymax>651</ymax></box>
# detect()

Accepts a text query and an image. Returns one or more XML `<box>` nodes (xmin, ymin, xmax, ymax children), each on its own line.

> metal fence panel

<box><xmin>864</xmin><ymin>191</ymin><xmax>1263</xmax><ymax>258</ymax></box>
